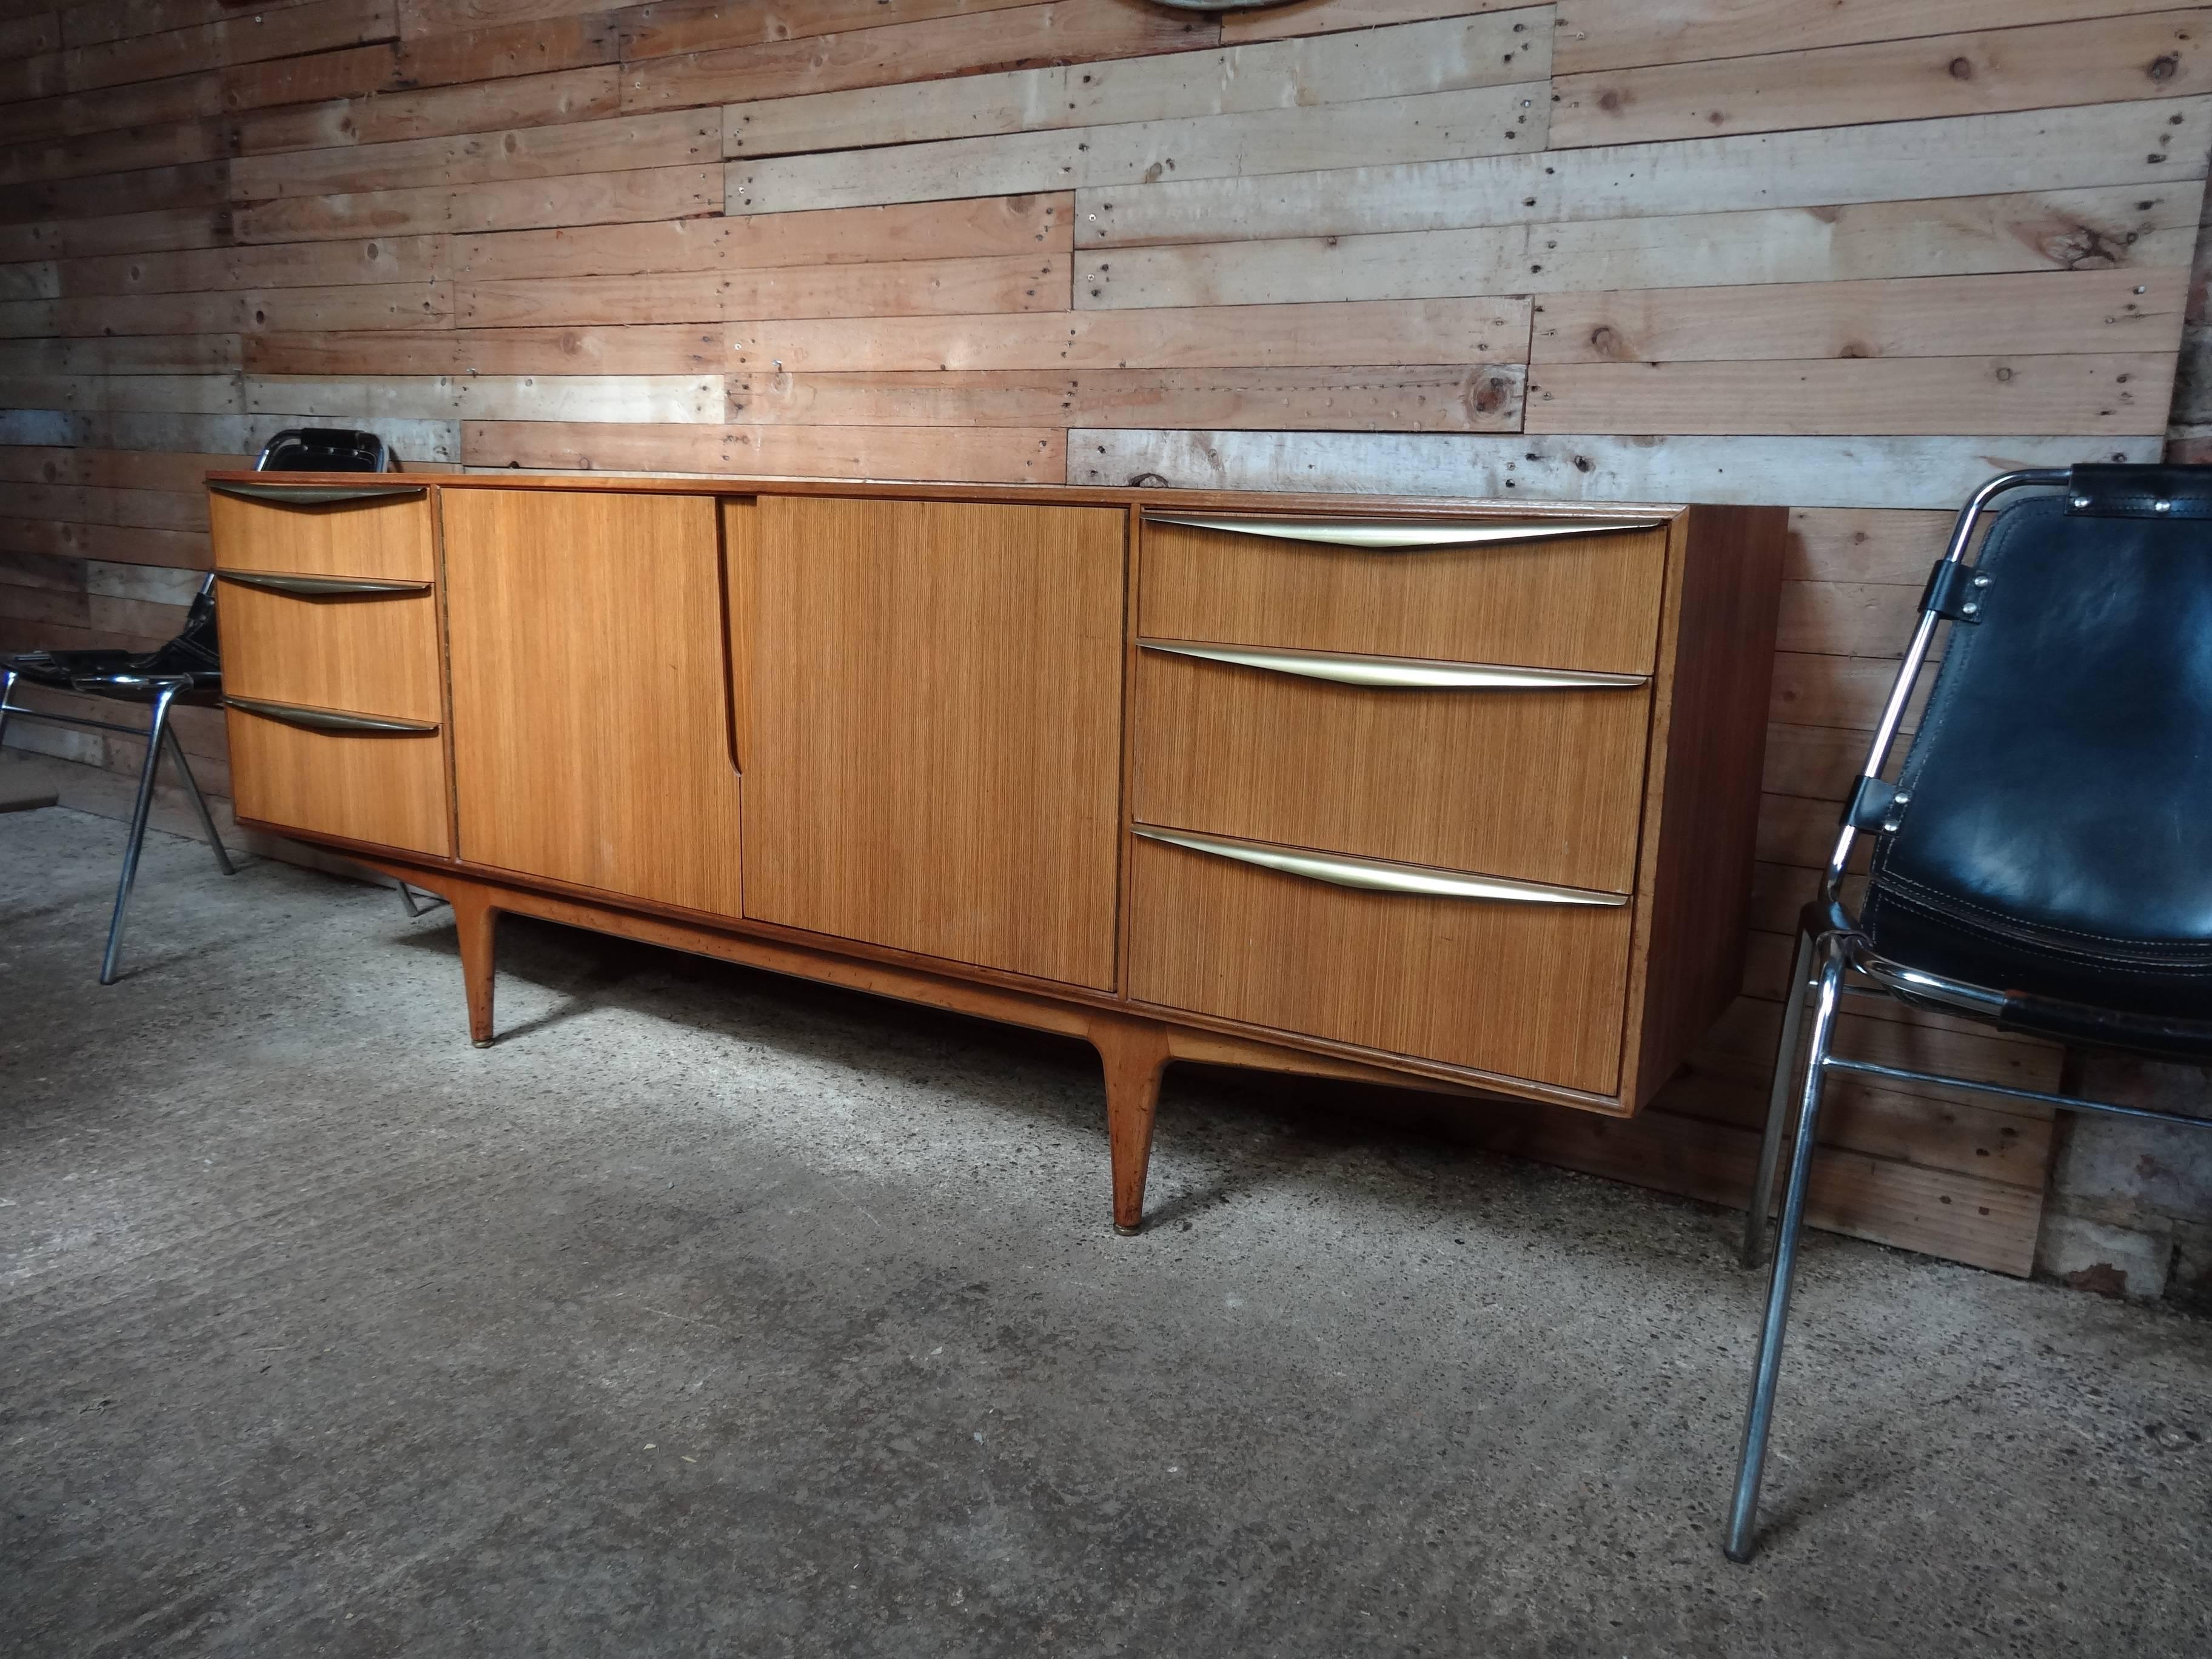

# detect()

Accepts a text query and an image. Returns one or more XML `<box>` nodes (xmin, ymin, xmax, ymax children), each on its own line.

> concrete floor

<box><xmin>3</xmin><ymin>806</ymin><xmax>2210</xmax><ymax>1658</ymax></box>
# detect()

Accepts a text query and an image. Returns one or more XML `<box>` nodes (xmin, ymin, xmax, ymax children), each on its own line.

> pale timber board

<box><xmin>0</xmin><ymin>116</ymin><xmax>226</xmax><ymax>188</ymax></box>
<box><xmin>1788</xmin><ymin>507</ymin><xmax>1956</xmax><ymax>586</ymax></box>
<box><xmin>219</xmin><ymin>43</ymin><xmax>403</xmax><ymax>116</ymax></box>
<box><xmin>451</xmin><ymin>195</ymin><xmax>1071</xmax><ymax>281</ymax></box>
<box><xmin>1531</xmin><ymin>270</ymin><xmax>2188</xmax><ymax>363</ymax></box>
<box><xmin>0</xmin><ymin>447</ymin><xmax>243</xmax><ymax>491</ymax></box>
<box><xmin>0</xmin><ymin>261</ymin><xmax>56</xmax><ymax>300</ymax></box>
<box><xmin>0</xmin><ymin>335</ymin><xmax>242</xmax><ymax>374</ymax></box>
<box><xmin>1526</xmin><ymin>354</ymin><xmax>2177</xmax><ymax>437</ymax></box>
<box><xmin>721</xmin><ymin>10</ymin><xmax>1550</xmax><ymax>158</ymax></box>
<box><xmin>728</xmin><ymin>84</ymin><xmax>1546</xmax><ymax>215</ymax></box>
<box><xmin>245</xmin><ymin>373</ymin><xmax>724</xmax><ymax>422</ymax></box>
<box><xmin>6</xmin><ymin>483</ymin><xmax>207</xmax><ymax>531</ymax></box>
<box><xmin>0</xmin><ymin>72</ymin><xmax>222</xmax><ymax>149</ymax></box>
<box><xmin>460</xmin><ymin>418</ymin><xmax>1065</xmax><ymax>484</ymax></box>
<box><xmin>230</xmin><ymin>110</ymin><xmax>719</xmax><ymax>202</ymax></box>
<box><xmin>56</xmin><ymin>0</ymin><xmax>397</xmax><ymax>95</ymax></box>
<box><xmin>728</xmin><ymin>298</ymin><xmax>1532</xmax><ymax>371</ymax></box>
<box><xmin>38</xmin><ymin>207</ymin><xmax>232</xmax><ymax>260</ymax></box>
<box><xmin>0</xmin><ymin>374</ymin><xmax>243</xmax><ymax>414</ymax></box>
<box><xmin>388</xmin><ymin>13</ymin><xmax>622</xmax><ymax>89</ymax></box>
<box><xmin>64</xmin><ymin>0</ymin><xmax>328</xmax><ymax>49</ymax></box>
<box><xmin>1081</xmin><ymin>97</ymin><xmax>2212</xmax><ymax>247</ymax></box>
<box><xmin>1553</xmin><ymin>0</ymin><xmax>2203</xmax><ymax>75</ymax></box>
<box><xmin>1070</xmin><ymin>430</ymin><xmax>2159</xmax><ymax>509</ymax></box>
<box><xmin>1221</xmin><ymin>0</ymin><xmax>1538</xmax><ymax>45</ymax></box>
<box><xmin>232</xmin><ymin>67</ymin><xmax>622</xmax><ymax>157</ymax></box>
<box><xmin>726</xmin><ymin>364</ymin><xmax>1526</xmax><ymax>431</ymax></box>
<box><xmin>57</xmin><ymin>236</ymin><xmax>449</xmax><ymax>296</ymax></box>
<box><xmin>1079</xmin><ymin>185</ymin><xmax>2202</xmax><ymax>309</ymax></box>
<box><xmin>460</xmin><ymin>253</ymin><xmax>1072</xmax><ymax>327</ymax></box>
<box><xmin>620</xmin><ymin>0</ymin><xmax>1044</xmax><ymax>63</ymax></box>
<box><xmin>621</xmin><ymin>4</ymin><xmax>1213</xmax><ymax>113</ymax></box>
<box><xmin>1553</xmin><ymin>10</ymin><xmax>2212</xmax><ymax>150</ymax></box>
<box><xmin>235</xmin><ymin>165</ymin><xmax>720</xmax><ymax>243</ymax></box>
<box><xmin>241</xmin><ymin>284</ymin><xmax>454</xmax><ymax>333</ymax></box>
<box><xmin>246</xmin><ymin>325</ymin><xmax>721</xmax><ymax>375</ymax></box>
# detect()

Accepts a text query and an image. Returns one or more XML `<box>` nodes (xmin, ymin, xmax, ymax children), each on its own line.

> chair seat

<box><xmin>4</xmin><ymin>649</ymin><xmax>223</xmax><ymax>703</ymax></box>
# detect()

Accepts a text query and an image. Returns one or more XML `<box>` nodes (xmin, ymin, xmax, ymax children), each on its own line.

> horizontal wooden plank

<box><xmin>1553</xmin><ymin>0</ymin><xmax>2194</xmax><ymax>75</ymax></box>
<box><xmin>0</xmin><ymin>515</ymin><xmax>209</xmax><ymax>566</ymax></box>
<box><xmin>625</xmin><ymin>0</ymin><xmax>1039</xmax><ymax>64</ymax></box>
<box><xmin>1532</xmin><ymin>269</ymin><xmax>2188</xmax><ymax>364</ymax></box>
<box><xmin>0</xmin><ymin>374</ymin><xmax>241</xmax><ymax>414</ymax></box>
<box><xmin>1221</xmin><ymin>0</ymin><xmax>1532</xmax><ymax>46</ymax></box>
<box><xmin>729</xmin><ymin>84</ymin><xmax>1544</xmax><ymax>215</ymax></box>
<box><xmin>731</xmin><ymin>298</ymin><xmax>1532</xmax><ymax>371</ymax></box>
<box><xmin>0</xmin><ymin>116</ymin><xmax>226</xmax><ymax>189</ymax></box>
<box><xmin>58</xmin><ymin>0</ymin><xmax>395</xmax><ymax>95</ymax></box>
<box><xmin>41</xmin><ymin>207</ymin><xmax>231</xmax><ymax>260</ymax></box>
<box><xmin>0</xmin><ymin>71</ymin><xmax>221</xmax><ymax>148</ymax></box>
<box><xmin>392</xmin><ymin>13</ymin><xmax>620</xmax><ymax>89</ymax></box>
<box><xmin>460</xmin><ymin>252</ymin><xmax>1071</xmax><ymax>326</ymax></box>
<box><xmin>0</xmin><ymin>159</ymin><xmax>229</xmax><ymax>227</ymax></box>
<box><xmin>235</xmin><ymin>164</ymin><xmax>719</xmax><ymax>242</ymax></box>
<box><xmin>1080</xmin><ymin>96</ymin><xmax>2212</xmax><ymax>247</ymax></box>
<box><xmin>218</xmin><ymin>41</ymin><xmax>399</xmax><ymax>114</ymax></box>
<box><xmin>623</xmin><ymin>1</ymin><xmax>1213</xmax><ymax>113</ymax></box>
<box><xmin>232</xmin><ymin>65</ymin><xmax>620</xmax><ymax>157</ymax></box>
<box><xmin>246</xmin><ymin>372</ymin><xmax>725</xmax><ymax>422</ymax></box>
<box><xmin>1778</xmin><ymin>580</ymin><xmax>1929</xmax><ymax>659</ymax></box>
<box><xmin>231</xmin><ymin>109</ymin><xmax>717</xmax><ymax>202</ymax></box>
<box><xmin>1553</xmin><ymin>10</ymin><xmax>2212</xmax><ymax>150</ymax></box>
<box><xmin>452</xmin><ymin>194</ymin><xmax>1071</xmax><ymax>281</ymax></box>
<box><xmin>0</xmin><ymin>335</ymin><xmax>242</xmax><ymax>375</ymax></box>
<box><xmin>0</xmin><ymin>261</ymin><xmax>56</xmax><ymax>300</ymax></box>
<box><xmin>728</xmin><ymin>364</ymin><xmax>1525</xmax><ymax>432</ymax></box>
<box><xmin>5</xmin><ymin>482</ymin><xmax>206</xmax><ymax>532</ymax></box>
<box><xmin>1769</xmin><ymin>651</ymin><xmax>1929</xmax><ymax>734</ymax></box>
<box><xmin>1788</xmin><ymin>507</ymin><xmax>1956</xmax><ymax>586</ymax></box>
<box><xmin>1080</xmin><ymin>184</ymin><xmax>2202</xmax><ymax>309</ymax></box>
<box><xmin>1525</xmin><ymin>354</ymin><xmax>2176</xmax><ymax>437</ymax></box>
<box><xmin>0</xmin><ymin>409</ymin><xmax>86</xmax><ymax>446</ymax></box>
<box><xmin>245</xmin><ymin>324</ymin><xmax>720</xmax><ymax>375</ymax></box>
<box><xmin>721</xmin><ymin>10</ymin><xmax>1550</xmax><ymax>158</ymax></box>
<box><xmin>460</xmin><ymin>418</ymin><xmax>1064</xmax><ymax>483</ymax></box>
<box><xmin>64</xmin><ymin>0</ymin><xmax>325</xmax><ymax>49</ymax></box>
<box><xmin>1069</xmin><ymin>430</ymin><xmax>2157</xmax><ymax>509</ymax></box>
<box><xmin>0</xmin><ymin>447</ymin><xmax>242</xmax><ymax>490</ymax></box>
<box><xmin>58</xmin><ymin>236</ymin><xmax>447</xmax><ymax>297</ymax></box>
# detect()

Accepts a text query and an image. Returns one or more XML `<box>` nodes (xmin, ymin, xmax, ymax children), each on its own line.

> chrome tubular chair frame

<box><xmin>0</xmin><ymin>577</ymin><xmax>237</xmax><ymax>985</ymax></box>
<box><xmin>1724</xmin><ymin>468</ymin><xmax>2212</xmax><ymax>1562</ymax></box>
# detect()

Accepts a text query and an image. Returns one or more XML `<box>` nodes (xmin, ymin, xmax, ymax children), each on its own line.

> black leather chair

<box><xmin>0</xmin><ymin>428</ymin><xmax>395</xmax><ymax>980</ymax></box>
<box><xmin>1724</xmin><ymin>463</ymin><xmax>2212</xmax><ymax>1561</ymax></box>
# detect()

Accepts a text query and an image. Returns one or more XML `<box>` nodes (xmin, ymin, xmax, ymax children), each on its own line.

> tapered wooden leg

<box><xmin>1094</xmin><ymin>1017</ymin><xmax>1173</xmax><ymax>1236</ymax></box>
<box><xmin>452</xmin><ymin>886</ymin><xmax>500</xmax><ymax>1048</ymax></box>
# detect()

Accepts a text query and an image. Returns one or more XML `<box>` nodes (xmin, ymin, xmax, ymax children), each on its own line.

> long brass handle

<box><xmin>1135</xmin><ymin>827</ymin><xmax>1628</xmax><ymax>907</ymax></box>
<box><xmin>1146</xmin><ymin>513</ymin><xmax>1665</xmax><ymax>549</ymax></box>
<box><xmin>211</xmin><ymin>482</ymin><xmax>426</xmax><ymax>506</ymax></box>
<box><xmin>218</xmin><ymin>571</ymin><xmax>432</xmax><ymax>597</ymax></box>
<box><xmin>227</xmin><ymin>696</ymin><xmax>438</xmax><ymax>736</ymax></box>
<box><xmin>1140</xmin><ymin>640</ymin><xmax>1647</xmax><ymax>691</ymax></box>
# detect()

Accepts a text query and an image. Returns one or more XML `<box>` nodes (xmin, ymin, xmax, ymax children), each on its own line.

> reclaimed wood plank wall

<box><xmin>5</xmin><ymin>0</ymin><xmax>2208</xmax><ymax>1276</ymax></box>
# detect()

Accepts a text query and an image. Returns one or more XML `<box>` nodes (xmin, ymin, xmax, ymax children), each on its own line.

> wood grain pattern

<box><xmin>226</xmin><ymin>710</ymin><xmax>451</xmax><ymax>857</ymax></box>
<box><xmin>1127</xmin><ymin>830</ymin><xmax>1636</xmax><ymax>1095</ymax></box>
<box><xmin>215</xmin><ymin>583</ymin><xmax>442</xmax><ymax>724</ymax></box>
<box><xmin>443</xmin><ymin>486</ymin><xmax>745</xmax><ymax>916</ymax></box>
<box><xmin>1139</xmin><ymin>516</ymin><xmax>1669</xmax><ymax>675</ymax></box>
<box><xmin>1133</xmin><ymin>646</ymin><xmax>1650</xmax><ymax>892</ymax></box>
<box><xmin>742</xmin><ymin>493</ymin><xmax>1125</xmax><ymax>990</ymax></box>
<box><xmin>207</xmin><ymin>488</ymin><xmax>434</xmax><ymax>583</ymax></box>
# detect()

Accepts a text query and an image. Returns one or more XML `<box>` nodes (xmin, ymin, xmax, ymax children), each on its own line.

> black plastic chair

<box><xmin>0</xmin><ymin>428</ymin><xmax>395</xmax><ymax>980</ymax></box>
<box><xmin>1724</xmin><ymin>463</ymin><xmax>2212</xmax><ymax>1561</ymax></box>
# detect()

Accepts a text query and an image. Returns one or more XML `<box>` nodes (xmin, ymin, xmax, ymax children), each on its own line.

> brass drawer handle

<box><xmin>227</xmin><ymin>696</ymin><xmax>438</xmax><ymax>736</ymax></box>
<box><xmin>1146</xmin><ymin>513</ymin><xmax>1664</xmax><ymax>549</ymax></box>
<box><xmin>1141</xmin><ymin>640</ymin><xmax>1647</xmax><ymax>691</ymax></box>
<box><xmin>1136</xmin><ymin>826</ymin><xmax>1628</xmax><ymax>907</ymax></box>
<box><xmin>211</xmin><ymin>482</ymin><xmax>426</xmax><ymax>506</ymax></box>
<box><xmin>218</xmin><ymin>571</ymin><xmax>432</xmax><ymax>598</ymax></box>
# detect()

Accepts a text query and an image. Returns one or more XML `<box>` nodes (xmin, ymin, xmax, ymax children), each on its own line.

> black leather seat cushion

<box><xmin>1863</xmin><ymin>491</ymin><xmax>2212</xmax><ymax>1026</ymax></box>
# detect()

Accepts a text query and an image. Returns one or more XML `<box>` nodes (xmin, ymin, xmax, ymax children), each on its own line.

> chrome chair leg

<box><xmin>99</xmin><ymin>683</ymin><xmax>178</xmax><ymax>986</ymax></box>
<box><xmin>162</xmin><ymin>723</ymin><xmax>235</xmax><ymax>877</ymax></box>
<box><xmin>1744</xmin><ymin>928</ymin><xmax>1817</xmax><ymax>1269</ymax></box>
<box><xmin>0</xmin><ymin>666</ymin><xmax>15</xmax><ymax>751</ymax></box>
<box><xmin>395</xmin><ymin>881</ymin><xmax>449</xmax><ymax>918</ymax></box>
<box><xmin>1725</xmin><ymin>931</ymin><xmax>1847</xmax><ymax>1564</ymax></box>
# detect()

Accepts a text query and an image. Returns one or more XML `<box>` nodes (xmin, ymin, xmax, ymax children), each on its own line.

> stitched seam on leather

<box><xmin>1875</xmin><ymin>870</ymin><xmax>2212</xmax><ymax>953</ymax></box>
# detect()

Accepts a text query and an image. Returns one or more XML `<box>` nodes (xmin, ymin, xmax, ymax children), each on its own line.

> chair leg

<box><xmin>1743</xmin><ymin>928</ymin><xmax>1817</xmax><ymax>1269</ymax></box>
<box><xmin>99</xmin><ymin>684</ymin><xmax>178</xmax><ymax>985</ymax></box>
<box><xmin>161</xmin><ymin>723</ymin><xmax>235</xmax><ymax>877</ymax></box>
<box><xmin>0</xmin><ymin>666</ymin><xmax>16</xmax><ymax>752</ymax></box>
<box><xmin>1724</xmin><ymin>932</ymin><xmax>1846</xmax><ymax>1564</ymax></box>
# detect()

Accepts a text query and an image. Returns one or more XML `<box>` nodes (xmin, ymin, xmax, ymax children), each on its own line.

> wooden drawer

<box><xmin>209</xmin><ymin>482</ymin><xmax>434</xmax><ymax>583</ymax></box>
<box><xmin>226</xmin><ymin>703</ymin><xmax>450</xmax><ymax>858</ymax></box>
<box><xmin>1126</xmin><ymin>829</ymin><xmax>1634</xmax><ymax>1094</ymax></box>
<box><xmin>216</xmin><ymin>575</ymin><xmax>441</xmax><ymax>725</ymax></box>
<box><xmin>1139</xmin><ymin>511</ymin><xmax>1670</xmax><ymax>674</ymax></box>
<box><xmin>1133</xmin><ymin>642</ymin><xmax>1651</xmax><ymax>894</ymax></box>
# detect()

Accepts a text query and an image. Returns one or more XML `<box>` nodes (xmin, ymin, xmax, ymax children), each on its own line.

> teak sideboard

<box><xmin>206</xmin><ymin>473</ymin><xmax>1786</xmax><ymax>1232</ymax></box>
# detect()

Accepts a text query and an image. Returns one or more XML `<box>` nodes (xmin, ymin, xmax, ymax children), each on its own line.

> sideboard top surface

<box><xmin>205</xmin><ymin>470</ymin><xmax>1700</xmax><ymax>521</ymax></box>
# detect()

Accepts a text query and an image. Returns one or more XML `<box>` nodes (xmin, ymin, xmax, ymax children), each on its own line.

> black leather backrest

<box><xmin>1871</xmin><ymin>492</ymin><xmax>2212</xmax><ymax>949</ymax></box>
<box><xmin>255</xmin><ymin>427</ymin><xmax>392</xmax><ymax>472</ymax></box>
